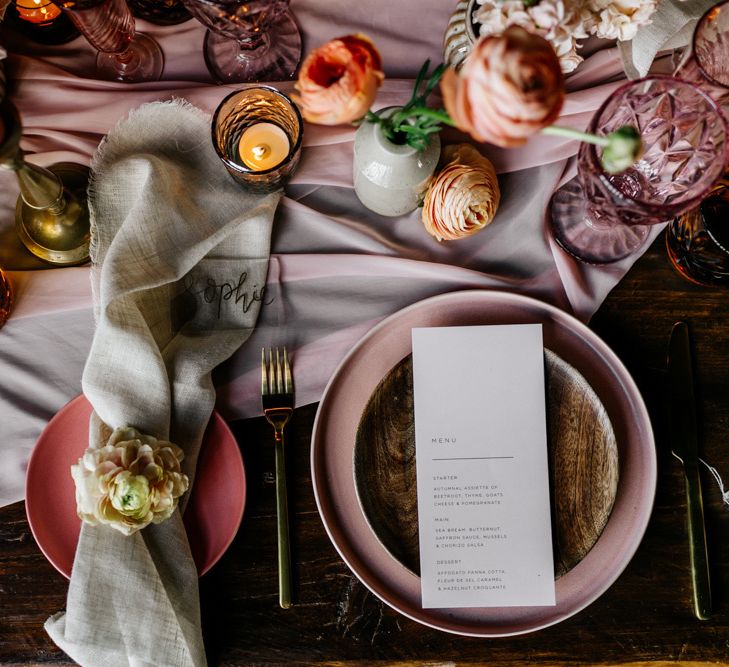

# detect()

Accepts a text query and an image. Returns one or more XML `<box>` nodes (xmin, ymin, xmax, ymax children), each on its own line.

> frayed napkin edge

<box><xmin>86</xmin><ymin>98</ymin><xmax>212</xmax><ymax>323</ymax></box>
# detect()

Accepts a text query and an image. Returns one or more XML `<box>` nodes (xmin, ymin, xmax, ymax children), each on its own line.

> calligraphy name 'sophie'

<box><xmin>203</xmin><ymin>271</ymin><xmax>273</xmax><ymax>319</ymax></box>
<box><xmin>180</xmin><ymin>271</ymin><xmax>273</xmax><ymax>320</ymax></box>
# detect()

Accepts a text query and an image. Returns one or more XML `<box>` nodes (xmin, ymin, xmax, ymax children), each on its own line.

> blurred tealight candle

<box><xmin>15</xmin><ymin>0</ymin><xmax>62</xmax><ymax>23</ymax></box>
<box><xmin>238</xmin><ymin>122</ymin><xmax>290</xmax><ymax>171</ymax></box>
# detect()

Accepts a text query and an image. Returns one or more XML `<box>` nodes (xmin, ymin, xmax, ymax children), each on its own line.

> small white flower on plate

<box><xmin>71</xmin><ymin>426</ymin><xmax>189</xmax><ymax>536</ymax></box>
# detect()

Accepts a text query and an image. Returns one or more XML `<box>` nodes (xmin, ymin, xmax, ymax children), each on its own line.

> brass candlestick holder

<box><xmin>0</xmin><ymin>100</ymin><xmax>90</xmax><ymax>265</ymax></box>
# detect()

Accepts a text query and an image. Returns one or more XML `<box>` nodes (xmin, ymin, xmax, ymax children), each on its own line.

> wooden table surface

<box><xmin>2</xmin><ymin>231</ymin><xmax>729</xmax><ymax>666</ymax></box>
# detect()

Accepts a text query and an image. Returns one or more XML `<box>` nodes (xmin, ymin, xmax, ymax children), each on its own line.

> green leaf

<box><xmin>368</xmin><ymin>59</ymin><xmax>455</xmax><ymax>152</ymax></box>
<box><xmin>407</xmin><ymin>59</ymin><xmax>431</xmax><ymax>109</ymax></box>
<box><xmin>422</xmin><ymin>63</ymin><xmax>446</xmax><ymax>100</ymax></box>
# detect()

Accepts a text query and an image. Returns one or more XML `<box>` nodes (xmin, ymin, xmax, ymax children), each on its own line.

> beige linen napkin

<box><xmin>45</xmin><ymin>100</ymin><xmax>280</xmax><ymax>666</ymax></box>
<box><xmin>619</xmin><ymin>0</ymin><xmax>716</xmax><ymax>79</ymax></box>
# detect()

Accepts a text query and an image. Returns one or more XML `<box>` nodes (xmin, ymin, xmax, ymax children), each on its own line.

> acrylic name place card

<box><xmin>412</xmin><ymin>324</ymin><xmax>555</xmax><ymax>609</ymax></box>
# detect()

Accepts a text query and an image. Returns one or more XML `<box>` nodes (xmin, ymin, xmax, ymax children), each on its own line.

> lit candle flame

<box><xmin>237</xmin><ymin>123</ymin><xmax>290</xmax><ymax>171</ymax></box>
<box><xmin>252</xmin><ymin>144</ymin><xmax>270</xmax><ymax>161</ymax></box>
<box><xmin>16</xmin><ymin>0</ymin><xmax>62</xmax><ymax>22</ymax></box>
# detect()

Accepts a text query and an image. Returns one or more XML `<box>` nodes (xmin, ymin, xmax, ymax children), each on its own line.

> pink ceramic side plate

<box><xmin>26</xmin><ymin>395</ymin><xmax>246</xmax><ymax>578</ymax></box>
<box><xmin>311</xmin><ymin>290</ymin><xmax>656</xmax><ymax>637</ymax></box>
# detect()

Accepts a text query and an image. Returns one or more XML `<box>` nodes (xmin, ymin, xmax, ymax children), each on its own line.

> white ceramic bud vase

<box><xmin>353</xmin><ymin>107</ymin><xmax>441</xmax><ymax>217</ymax></box>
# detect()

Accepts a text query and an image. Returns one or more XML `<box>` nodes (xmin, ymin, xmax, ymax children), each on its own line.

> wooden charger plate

<box><xmin>354</xmin><ymin>349</ymin><xmax>619</xmax><ymax>579</ymax></box>
<box><xmin>311</xmin><ymin>290</ymin><xmax>656</xmax><ymax>637</ymax></box>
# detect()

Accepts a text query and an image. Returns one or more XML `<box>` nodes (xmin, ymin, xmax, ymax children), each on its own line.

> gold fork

<box><xmin>261</xmin><ymin>347</ymin><xmax>294</xmax><ymax>609</ymax></box>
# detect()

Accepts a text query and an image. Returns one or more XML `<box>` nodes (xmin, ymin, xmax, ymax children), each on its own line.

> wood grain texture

<box><xmin>546</xmin><ymin>350</ymin><xmax>619</xmax><ymax>575</ymax></box>
<box><xmin>353</xmin><ymin>350</ymin><xmax>618</xmax><ymax>578</ymax></box>
<box><xmin>4</xmin><ymin>233</ymin><xmax>729</xmax><ymax>665</ymax></box>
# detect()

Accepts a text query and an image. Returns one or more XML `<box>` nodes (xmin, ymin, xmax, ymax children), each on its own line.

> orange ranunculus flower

<box><xmin>293</xmin><ymin>34</ymin><xmax>384</xmax><ymax>125</ymax></box>
<box><xmin>422</xmin><ymin>144</ymin><xmax>501</xmax><ymax>242</ymax></box>
<box><xmin>441</xmin><ymin>26</ymin><xmax>564</xmax><ymax>148</ymax></box>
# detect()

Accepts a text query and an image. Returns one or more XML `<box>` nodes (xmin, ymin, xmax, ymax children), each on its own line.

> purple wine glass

<box><xmin>550</xmin><ymin>77</ymin><xmax>727</xmax><ymax>264</ymax></box>
<box><xmin>60</xmin><ymin>0</ymin><xmax>164</xmax><ymax>82</ymax></box>
<box><xmin>181</xmin><ymin>0</ymin><xmax>301</xmax><ymax>83</ymax></box>
<box><xmin>675</xmin><ymin>0</ymin><xmax>729</xmax><ymax>106</ymax></box>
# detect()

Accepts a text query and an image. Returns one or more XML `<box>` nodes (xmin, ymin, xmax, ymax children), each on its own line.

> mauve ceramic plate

<box><xmin>311</xmin><ymin>290</ymin><xmax>656</xmax><ymax>637</ymax></box>
<box><xmin>26</xmin><ymin>395</ymin><xmax>246</xmax><ymax>579</ymax></box>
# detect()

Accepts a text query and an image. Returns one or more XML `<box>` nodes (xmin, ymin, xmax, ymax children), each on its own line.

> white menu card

<box><xmin>412</xmin><ymin>324</ymin><xmax>555</xmax><ymax>609</ymax></box>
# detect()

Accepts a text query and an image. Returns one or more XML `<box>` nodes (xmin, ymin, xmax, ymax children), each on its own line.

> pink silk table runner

<box><xmin>0</xmin><ymin>2</ymin><xmax>664</xmax><ymax>506</ymax></box>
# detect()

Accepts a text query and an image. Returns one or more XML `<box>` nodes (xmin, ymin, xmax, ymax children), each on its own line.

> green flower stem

<box><xmin>541</xmin><ymin>125</ymin><xmax>610</xmax><ymax>147</ymax></box>
<box><xmin>390</xmin><ymin>106</ymin><xmax>456</xmax><ymax>128</ymax></box>
<box><xmin>366</xmin><ymin>60</ymin><xmax>453</xmax><ymax>151</ymax></box>
<box><xmin>543</xmin><ymin>124</ymin><xmax>642</xmax><ymax>174</ymax></box>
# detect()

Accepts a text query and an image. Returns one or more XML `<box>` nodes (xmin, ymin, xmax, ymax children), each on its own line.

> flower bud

<box><xmin>601</xmin><ymin>126</ymin><xmax>642</xmax><ymax>174</ymax></box>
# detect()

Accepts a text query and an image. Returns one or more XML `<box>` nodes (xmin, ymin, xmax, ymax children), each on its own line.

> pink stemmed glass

<box><xmin>180</xmin><ymin>0</ymin><xmax>301</xmax><ymax>83</ymax></box>
<box><xmin>675</xmin><ymin>0</ymin><xmax>729</xmax><ymax>106</ymax></box>
<box><xmin>550</xmin><ymin>77</ymin><xmax>727</xmax><ymax>264</ymax></box>
<box><xmin>60</xmin><ymin>0</ymin><xmax>164</xmax><ymax>82</ymax></box>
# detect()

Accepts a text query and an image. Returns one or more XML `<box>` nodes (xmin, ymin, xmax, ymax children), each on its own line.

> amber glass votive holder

<box><xmin>666</xmin><ymin>178</ymin><xmax>729</xmax><ymax>286</ymax></box>
<box><xmin>212</xmin><ymin>86</ymin><xmax>303</xmax><ymax>194</ymax></box>
<box><xmin>7</xmin><ymin>0</ymin><xmax>78</xmax><ymax>44</ymax></box>
<box><xmin>14</xmin><ymin>0</ymin><xmax>61</xmax><ymax>24</ymax></box>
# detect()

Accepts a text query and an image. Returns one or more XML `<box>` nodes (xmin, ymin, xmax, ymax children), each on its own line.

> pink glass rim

<box><xmin>582</xmin><ymin>75</ymin><xmax>727</xmax><ymax>217</ymax></box>
<box><xmin>692</xmin><ymin>0</ymin><xmax>729</xmax><ymax>89</ymax></box>
<box><xmin>211</xmin><ymin>85</ymin><xmax>303</xmax><ymax>177</ymax></box>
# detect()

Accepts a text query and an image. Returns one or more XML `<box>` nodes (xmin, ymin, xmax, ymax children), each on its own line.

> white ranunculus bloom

<box><xmin>585</xmin><ymin>0</ymin><xmax>657</xmax><ymax>41</ymax></box>
<box><xmin>474</xmin><ymin>0</ymin><xmax>588</xmax><ymax>73</ymax></box>
<box><xmin>71</xmin><ymin>427</ymin><xmax>189</xmax><ymax>536</ymax></box>
<box><xmin>474</xmin><ymin>0</ymin><xmax>657</xmax><ymax>72</ymax></box>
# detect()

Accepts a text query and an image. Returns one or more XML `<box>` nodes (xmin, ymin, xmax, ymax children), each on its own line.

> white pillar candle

<box><xmin>237</xmin><ymin>122</ymin><xmax>290</xmax><ymax>171</ymax></box>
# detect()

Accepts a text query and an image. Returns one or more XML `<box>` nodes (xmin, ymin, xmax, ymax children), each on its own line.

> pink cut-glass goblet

<box><xmin>60</xmin><ymin>0</ymin><xmax>164</xmax><ymax>82</ymax></box>
<box><xmin>550</xmin><ymin>77</ymin><xmax>727</xmax><ymax>264</ymax></box>
<box><xmin>181</xmin><ymin>0</ymin><xmax>301</xmax><ymax>83</ymax></box>
<box><xmin>675</xmin><ymin>0</ymin><xmax>729</xmax><ymax>105</ymax></box>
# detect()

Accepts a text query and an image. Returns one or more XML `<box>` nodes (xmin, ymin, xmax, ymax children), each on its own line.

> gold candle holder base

<box><xmin>1</xmin><ymin>100</ymin><xmax>91</xmax><ymax>266</ymax></box>
<box><xmin>14</xmin><ymin>162</ymin><xmax>91</xmax><ymax>266</ymax></box>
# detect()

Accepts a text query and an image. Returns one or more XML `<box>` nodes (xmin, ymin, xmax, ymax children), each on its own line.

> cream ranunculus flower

<box><xmin>71</xmin><ymin>427</ymin><xmax>189</xmax><ymax>536</ymax></box>
<box><xmin>422</xmin><ymin>144</ymin><xmax>501</xmax><ymax>242</ymax></box>
<box><xmin>474</xmin><ymin>0</ymin><xmax>588</xmax><ymax>73</ymax></box>
<box><xmin>585</xmin><ymin>0</ymin><xmax>657</xmax><ymax>41</ymax></box>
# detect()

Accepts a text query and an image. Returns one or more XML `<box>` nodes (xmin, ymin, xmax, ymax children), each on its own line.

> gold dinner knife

<box><xmin>668</xmin><ymin>321</ymin><xmax>712</xmax><ymax>620</ymax></box>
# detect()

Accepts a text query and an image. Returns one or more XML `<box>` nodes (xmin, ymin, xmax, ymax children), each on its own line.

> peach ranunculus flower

<box><xmin>441</xmin><ymin>26</ymin><xmax>564</xmax><ymax>148</ymax></box>
<box><xmin>293</xmin><ymin>34</ymin><xmax>384</xmax><ymax>125</ymax></box>
<box><xmin>71</xmin><ymin>426</ymin><xmax>189</xmax><ymax>536</ymax></box>
<box><xmin>422</xmin><ymin>144</ymin><xmax>501</xmax><ymax>242</ymax></box>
